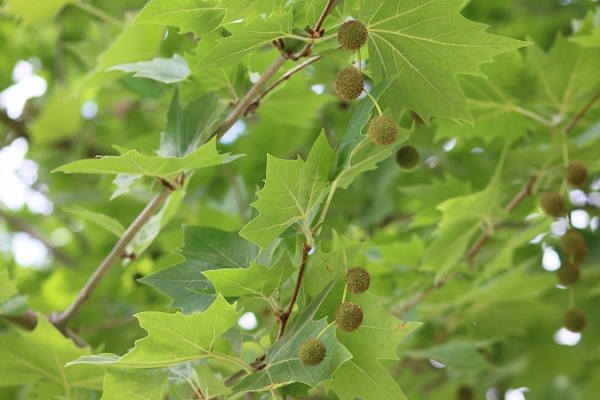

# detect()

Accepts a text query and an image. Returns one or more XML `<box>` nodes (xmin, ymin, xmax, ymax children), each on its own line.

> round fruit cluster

<box><xmin>539</xmin><ymin>161</ymin><xmax>591</xmax><ymax>333</ymax></box>
<box><xmin>298</xmin><ymin>266</ymin><xmax>371</xmax><ymax>366</ymax></box>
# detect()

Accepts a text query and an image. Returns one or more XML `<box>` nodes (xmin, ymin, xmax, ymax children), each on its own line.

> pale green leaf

<box><xmin>69</xmin><ymin>295</ymin><xmax>242</xmax><ymax>369</ymax></box>
<box><xmin>109</xmin><ymin>54</ymin><xmax>191</xmax><ymax>84</ymax></box>
<box><xmin>53</xmin><ymin>137</ymin><xmax>242</xmax><ymax>186</ymax></box>
<box><xmin>134</xmin><ymin>0</ymin><xmax>225</xmax><ymax>37</ymax></box>
<box><xmin>63</xmin><ymin>205</ymin><xmax>125</xmax><ymax>237</ymax></box>
<box><xmin>0</xmin><ymin>319</ymin><xmax>103</xmax><ymax>392</ymax></box>
<box><xmin>366</xmin><ymin>0</ymin><xmax>527</xmax><ymax>123</ymax></box>
<box><xmin>240</xmin><ymin>132</ymin><xmax>336</xmax><ymax>249</ymax></box>
<box><xmin>203</xmin><ymin>259</ymin><xmax>294</xmax><ymax>300</ymax></box>
<box><xmin>101</xmin><ymin>369</ymin><xmax>168</xmax><ymax>400</ymax></box>
<box><xmin>189</xmin><ymin>12</ymin><xmax>292</xmax><ymax>72</ymax></box>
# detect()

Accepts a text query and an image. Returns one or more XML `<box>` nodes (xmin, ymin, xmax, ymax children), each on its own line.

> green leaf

<box><xmin>109</xmin><ymin>54</ymin><xmax>191</xmax><ymax>84</ymax></box>
<box><xmin>0</xmin><ymin>269</ymin><xmax>17</xmax><ymax>302</ymax></box>
<box><xmin>188</xmin><ymin>11</ymin><xmax>292</xmax><ymax>72</ymax></box>
<box><xmin>160</xmin><ymin>90</ymin><xmax>221</xmax><ymax>157</ymax></box>
<box><xmin>53</xmin><ymin>137</ymin><xmax>242</xmax><ymax>186</ymax></box>
<box><xmin>326</xmin><ymin>293</ymin><xmax>421</xmax><ymax>400</ymax></box>
<box><xmin>234</xmin><ymin>281</ymin><xmax>352</xmax><ymax>392</ymax></box>
<box><xmin>5</xmin><ymin>0</ymin><xmax>75</xmax><ymax>25</ymax></box>
<box><xmin>140</xmin><ymin>226</ymin><xmax>264</xmax><ymax>313</ymax></box>
<box><xmin>69</xmin><ymin>295</ymin><xmax>242</xmax><ymax>369</ymax></box>
<box><xmin>134</xmin><ymin>0</ymin><xmax>225</xmax><ymax>37</ymax></box>
<box><xmin>63</xmin><ymin>205</ymin><xmax>126</xmax><ymax>237</ymax></box>
<box><xmin>101</xmin><ymin>369</ymin><xmax>168</xmax><ymax>400</ymax></box>
<box><xmin>240</xmin><ymin>132</ymin><xmax>336</xmax><ymax>249</ymax></box>
<box><xmin>0</xmin><ymin>318</ymin><xmax>103</xmax><ymax>392</ymax></box>
<box><xmin>420</xmin><ymin>151</ymin><xmax>506</xmax><ymax>276</ymax></box>
<box><xmin>403</xmin><ymin>342</ymin><xmax>492</xmax><ymax>372</ymax></box>
<box><xmin>29</xmin><ymin>87</ymin><xmax>83</xmax><ymax>144</ymax></box>
<box><xmin>203</xmin><ymin>258</ymin><xmax>294</xmax><ymax>300</ymax></box>
<box><xmin>366</xmin><ymin>0</ymin><xmax>527</xmax><ymax>123</ymax></box>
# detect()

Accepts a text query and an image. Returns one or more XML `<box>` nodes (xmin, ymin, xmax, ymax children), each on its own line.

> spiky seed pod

<box><xmin>346</xmin><ymin>267</ymin><xmax>370</xmax><ymax>294</ymax></box>
<box><xmin>563</xmin><ymin>309</ymin><xmax>587</xmax><ymax>333</ymax></box>
<box><xmin>560</xmin><ymin>230</ymin><xmax>586</xmax><ymax>255</ymax></box>
<box><xmin>335</xmin><ymin>301</ymin><xmax>364</xmax><ymax>332</ymax></box>
<box><xmin>556</xmin><ymin>262</ymin><xmax>580</xmax><ymax>287</ymax></box>
<box><xmin>395</xmin><ymin>145</ymin><xmax>420</xmax><ymax>170</ymax></box>
<box><xmin>367</xmin><ymin>115</ymin><xmax>398</xmax><ymax>146</ymax></box>
<box><xmin>338</xmin><ymin>20</ymin><xmax>368</xmax><ymax>51</ymax></box>
<box><xmin>540</xmin><ymin>192</ymin><xmax>566</xmax><ymax>217</ymax></box>
<box><xmin>334</xmin><ymin>67</ymin><xmax>364</xmax><ymax>101</ymax></box>
<box><xmin>572</xmin><ymin>245</ymin><xmax>589</xmax><ymax>266</ymax></box>
<box><xmin>298</xmin><ymin>338</ymin><xmax>327</xmax><ymax>366</ymax></box>
<box><xmin>566</xmin><ymin>162</ymin><xmax>588</xmax><ymax>187</ymax></box>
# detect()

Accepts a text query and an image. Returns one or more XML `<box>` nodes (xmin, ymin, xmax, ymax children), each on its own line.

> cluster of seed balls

<box><xmin>333</xmin><ymin>20</ymin><xmax>421</xmax><ymax>170</ymax></box>
<box><xmin>298</xmin><ymin>267</ymin><xmax>371</xmax><ymax>366</ymax></box>
<box><xmin>539</xmin><ymin>161</ymin><xmax>589</xmax><ymax>333</ymax></box>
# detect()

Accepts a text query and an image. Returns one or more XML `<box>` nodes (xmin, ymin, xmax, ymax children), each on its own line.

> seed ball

<box><xmin>334</xmin><ymin>67</ymin><xmax>364</xmax><ymax>101</ymax></box>
<box><xmin>298</xmin><ymin>338</ymin><xmax>327</xmax><ymax>366</ymax></box>
<box><xmin>560</xmin><ymin>230</ymin><xmax>586</xmax><ymax>255</ymax></box>
<box><xmin>395</xmin><ymin>145</ymin><xmax>420</xmax><ymax>170</ymax></box>
<box><xmin>345</xmin><ymin>267</ymin><xmax>370</xmax><ymax>294</ymax></box>
<box><xmin>556</xmin><ymin>262</ymin><xmax>580</xmax><ymax>287</ymax></box>
<box><xmin>563</xmin><ymin>309</ymin><xmax>586</xmax><ymax>333</ymax></box>
<box><xmin>540</xmin><ymin>192</ymin><xmax>566</xmax><ymax>217</ymax></box>
<box><xmin>335</xmin><ymin>301</ymin><xmax>364</xmax><ymax>332</ymax></box>
<box><xmin>338</xmin><ymin>20</ymin><xmax>368</xmax><ymax>51</ymax></box>
<box><xmin>367</xmin><ymin>115</ymin><xmax>398</xmax><ymax>146</ymax></box>
<box><xmin>566</xmin><ymin>162</ymin><xmax>588</xmax><ymax>187</ymax></box>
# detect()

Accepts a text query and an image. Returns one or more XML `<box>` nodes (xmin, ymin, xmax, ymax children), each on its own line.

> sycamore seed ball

<box><xmin>298</xmin><ymin>338</ymin><xmax>327</xmax><ymax>366</ymax></box>
<box><xmin>335</xmin><ymin>301</ymin><xmax>364</xmax><ymax>332</ymax></box>
<box><xmin>334</xmin><ymin>67</ymin><xmax>364</xmax><ymax>101</ymax></box>
<box><xmin>346</xmin><ymin>267</ymin><xmax>370</xmax><ymax>294</ymax></box>
<box><xmin>367</xmin><ymin>115</ymin><xmax>398</xmax><ymax>146</ymax></box>
<box><xmin>563</xmin><ymin>309</ymin><xmax>586</xmax><ymax>333</ymax></box>
<box><xmin>395</xmin><ymin>145</ymin><xmax>420</xmax><ymax>170</ymax></box>
<box><xmin>566</xmin><ymin>162</ymin><xmax>588</xmax><ymax>187</ymax></box>
<box><xmin>338</xmin><ymin>20</ymin><xmax>368</xmax><ymax>51</ymax></box>
<box><xmin>540</xmin><ymin>192</ymin><xmax>566</xmax><ymax>217</ymax></box>
<box><xmin>560</xmin><ymin>230</ymin><xmax>586</xmax><ymax>255</ymax></box>
<box><xmin>556</xmin><ymin>262</ymin><xmax>580</xmax><ymax>287</ymax></box>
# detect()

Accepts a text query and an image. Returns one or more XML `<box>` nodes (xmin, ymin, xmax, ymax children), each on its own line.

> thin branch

<box><xmin>0</xmin><ymin>208</ymin><xmax>76</xmax><ymax>267</ymax></box>
<box><xmin>53</xmin><ymin>186</ymin><xmax>173</xmax><ymax>328</ymax></box>
<box><xmin>314</xmin><ymin>0</ymin><xmax>341</xmax><ymax>34</ymax></box>
<box><xmin>3</xmin><ymin>310</ymin><xmax>38</xmax><ymax>330</ymax></box>
<box><xmin>290</xmin><ymin>0</ymin><xmax>341</xmax><ymax>60</ymax></box>
<box><xmin>211</xmin><ymin>55</ymin><xmax>288</xmax><ymax>140</ymax></box>
<box><xmin>277</xmin><ymin>243</ymin><xmax>311</xmax><ymax>339</ymax></box>
<box><xmin>564</xmin><ymin>89</ymin><xmax>600</xmax><ymax>134</ymax></box>
<box><xmin>467</xmin><ymin>175</ymin><xmax>537</xmax><ymax>266</ymax></box>
<box><xmin>248</xmin><ymin>55</ymin><xmax>323</xmax><ymax>112</ymax></box>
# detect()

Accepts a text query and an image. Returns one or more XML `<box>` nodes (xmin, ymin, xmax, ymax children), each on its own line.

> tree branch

<box><xmin>0</xmin><ymin>208</ymin><xmax>76</xmax><ymax>267</ymax></box>
<box><xmin>467</xmin><ymin>175</ymin><xmax>537</xmax><ymax>266</ymax></box>
<box><xmin>277</xmin><ymin>243</ymin><xmax>311</xmax><ymax>339</ymax></box>
<box><xmin>564</xmin><ymin>89</ymin><xmax>600</xmax><ymax>134</ymax></box>
<box><xmin>3</xmin><ymin>310</ymin><xmax>38</xmax><ymax>330</ymax></box>
<box><xmin>211</xmin><ymin>55</ymin><xmax>288</xmax><ymax>140</ymax></box>
<box><xmin>53</xmin><ymin>186</ymin><xmax>173</xmax><ymax>328</ymax></box>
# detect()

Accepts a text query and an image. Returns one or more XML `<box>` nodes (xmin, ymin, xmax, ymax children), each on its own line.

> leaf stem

<box><xmin>53</xmin><ymin>186</ymin><xmax>173</xmax><ymax>328</ymax></box>
<box><xmin>277</xmin><ymin>243</ymin><xmax>311</xmax><ymax>339</ymax></box>
<box><xmin>564</xmin><ymin>89</ymin><xmax>600</xmax><ymax>134</ymax></box>
<box><xmin>364</xmin><ymin>90</ymin><xmax>383</xmax><ymax>115</ymax></box>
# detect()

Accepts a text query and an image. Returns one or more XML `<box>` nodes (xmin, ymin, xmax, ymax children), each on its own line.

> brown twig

<box><xmin>467</xmin><ymin>175</ymin><xmax>537</xmax><ymax>266</ymax></box>
<box><xmin>277</xmin><ymin>243</ymin><xmax>311</xmax><ymax>339</ymax></box>
<box><xmin>0</xmin><ymin>209</ymin><xmax>76</xmax><ymax>267</ymax></box>
<box><xmin>53</xmin><ymin>186</ymin><xmax>173</xmax><ymax>328</ymax></box>
<box><xmin>3</xmin><ymin>310</ymin><xmax>38</xmax><ymax>330</ymax></box>
<box><xmin>289</xmin><ymin>0</ymin><xmax>341</xmax><ymax>60</ymax></box>
<box><xmin>248</xmin><ymin>55</ymin><xmax>324</xmax><ymax>113</ymax></box>
<box><xmin>564</xmin><ymin>89</ymin><xmax>600</xmax><ymax>134</ymax></box>
<box><xmin>211</xmin><ymin>55</ymin><xmax>288</xmax><ymax>140</ymax></box>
